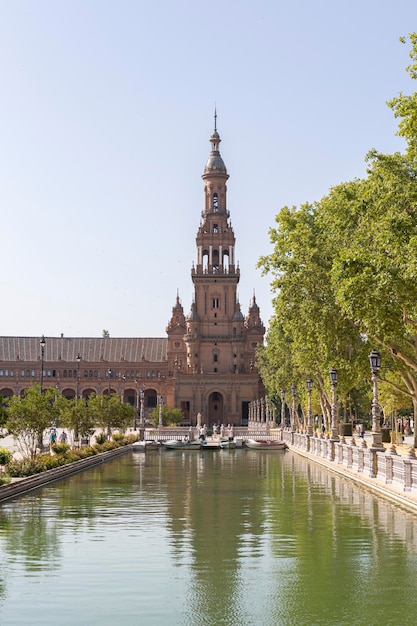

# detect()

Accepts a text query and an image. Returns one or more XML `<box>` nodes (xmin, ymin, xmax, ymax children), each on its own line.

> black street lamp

<box><xmin>158</xmin><ymin>395</ymin><xmax>164</xmax><ymax>428</ymax></box>
<box><xmin>369</xmin><ymin>349</ymin><xmax>384</xmax><ymax>450</ymax></box>
<box><xmin>139</xmin><ymin>386</ymin><xmax>145</xmax><ymax>439</ymax></box>
<box><xmin>306</xmin><ymin>378</ymin><xmax>313</xmax><ymax>435</ymax></box>
<box><xmin>280</xmin><ymin>389</ymin><xmax>285</xmax><ymax>428</ymax></box>
<box><xmin>40</xmin><ymin>335</ymin><xmax>46</xmax><ymax>392</ymax></box>
<box><xmin>107</xmin><ymin>368</ymin><xmax>112</xmax><ymax>396</ymax></box>
<box><xmin>291</xmin><ymin>384</ymin><xmax>297</xmax><ymax>432</ymax></box>
<box><xmin>76</xmin><ymin>353</ymin><xmax>81</xmax><ymax>400</ymax></box>
<box><xmin>329</xmin><ymin>367</ymin><xmax>339</xmax><ymax>441</ymax></box>
<box><xmin>133</xmin><ymin>379</ymin><xmax>142</xmax><ymax>431</ymax></box>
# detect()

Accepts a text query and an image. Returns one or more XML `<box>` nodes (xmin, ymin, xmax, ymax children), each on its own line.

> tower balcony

<box><xmin>192</xmin><ymin>265</ymin><xmax>239</xmax><ymax>277</ymax></box>
<box><xmin>184</xmin><ymin>333</ymin><xmax>246</xmax><ymax>343</ymax></box>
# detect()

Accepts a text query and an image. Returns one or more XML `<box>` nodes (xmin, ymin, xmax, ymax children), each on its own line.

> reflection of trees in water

<box><xmin>155</xmin><ymin>450</ymin><xmax>417</xmax><ymax>625</ymax></box>
<box><xmin>1</xmin><ymin>451</ymin><xmax>417</xmax><ymax>623</ymax></box>
<box><xmin>0</xmin><ymin>577</ymin><xmax>6</xmax><ymax>602</ymax></box>
<box><xmin>1</xmin><ymin>497</ymin><xmax>61</xmax><ymax>571</ymax></box>
<box><xmin>158</xmin><ymin>451</ymin><xmax>271</xmax><ymax>624</ymax></box>
<box><xmin>264</xmin><ymin>453</ymin><xmax>417</xmax><ymax>625</ymax></box>
<box><xmin>0</xmin><ymin>458</ymin><xmax>140</xmax><ymax>575</ymax></box>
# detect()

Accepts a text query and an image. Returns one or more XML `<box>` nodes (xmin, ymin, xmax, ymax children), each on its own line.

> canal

<box><xmin>1</xmin><ymin>449</ymin><xmax>417</xmax><ymax>625</ymax></box>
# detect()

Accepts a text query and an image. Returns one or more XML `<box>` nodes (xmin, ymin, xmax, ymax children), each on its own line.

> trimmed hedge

<box><xmin>6</xmin><ymin>434</ymin><xmax>138</xmax><ymax>478</ymax></box>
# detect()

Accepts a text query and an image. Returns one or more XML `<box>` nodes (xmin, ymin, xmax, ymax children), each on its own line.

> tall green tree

<box><xmin>150</xmin><ymin>405</ymin><xmax>184</xmax><ymax>427</ymax></box>
<box><xmin>55</xmin><ymin>396</ymin><xmax>95</xmax><ymax>444</ymax></box>
<box><xmin>6</xmin><ymin>385</ymin><xmax>57</xmax><ymax>459</ymax></box>
<box><xmin>258</xmin><ymin>202</ymin><xmax>368</xmax><ymax>428</ymax></box>
<box><xmin>87</xmin><ymin>393</ymin><xmax>134</xmax><ymax>438</ymax></box>
<box><xmin>258</xmin><ymin>34</ymin><xmax>417</xmax><ymax>442</ymax></box>
<box><xmin>0</xmin><ymin>394</ymin><xmax>8</xmax><ymax>436</ymax></box>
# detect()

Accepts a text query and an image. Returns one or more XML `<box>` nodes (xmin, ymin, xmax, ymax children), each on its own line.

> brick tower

<box><xmin>167</xmin><ymin>114</ymin><xmax>265</xmax><ymax>426</ymax></box>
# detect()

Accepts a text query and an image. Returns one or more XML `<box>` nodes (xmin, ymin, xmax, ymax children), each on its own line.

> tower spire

<box><xmin>214</xmin><ymin>106</ymin><xmax>217</xmax><ymax>132</ymax></box>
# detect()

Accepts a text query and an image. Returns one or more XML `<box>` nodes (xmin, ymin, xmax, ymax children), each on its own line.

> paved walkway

<box><xmin>363</xmin><ymin>432</ymin><xmax>415</xmax><ymax>455</ymax></box>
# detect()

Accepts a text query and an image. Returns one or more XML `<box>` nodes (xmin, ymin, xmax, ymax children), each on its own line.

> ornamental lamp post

<box><xmin>107</xmin><ymin>368</ymin><xmax>112</xmax><ymax>396</ymax></box>
<box><xmin>121</xmin><ymin>374</ymin><xmax>126</xmax><ymax>401</ymax></box>
<box><xmin>291</xmin><ymin>385</ymin><xmax>297</xmax><ymax>432</ymax></box>
<box><xmin>133</xmin><ymin>382</ymin><xmax>139</xmax><ymax>431</ymax></box>
<box><xmin>306</xmin><ymin>378</ymin><xmax>313</xmax><ymax>435</ymax></box>
<box><xmin>280</xmin><ymin>389</ymin><xmax>285</xmax><ymax>428</ymax></box>
<box><xmin>139</xmin><ymin>387</ymin><xmax>145</xmax><ymax>439</ymax></box>
<box><xmin>369</xmin><ymin>349</ymin><xmax>384</xmax><ymax>450</ymax></box>
<box><xmin>76</xmin><ymin>353</ymin><xmax>81</xmax><ymax>400</ymax></box>
<box><xmin>329</xmin><ymin>367</ymin><xmax>339</xmax><ymax>441</ymax></box>
<box><xmin>40</xmin><ymin>335</ymin><xmax>46</xmax><ymax>392</ymax></box>
<box><xmin>158</xmin><ymin>395</ymin><xmax>164</xmax><ymax>428</ymax></box>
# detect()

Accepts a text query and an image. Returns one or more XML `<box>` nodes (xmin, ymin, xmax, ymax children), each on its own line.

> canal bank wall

<box><xmin>279</xmin><ymin>429</ymin><xmax>417</xmax><ymax>514</ymax></box>
<box><xmin>0</xmin><ymin>444</ymin><xmax>133</xmax><ymax>504</ymax></box>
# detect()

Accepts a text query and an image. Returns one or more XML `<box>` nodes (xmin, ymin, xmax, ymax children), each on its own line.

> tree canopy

<box><xmin>257</xmin><ymin>34</ymin><xmax>417</xmax><ymax>444</ymax></box>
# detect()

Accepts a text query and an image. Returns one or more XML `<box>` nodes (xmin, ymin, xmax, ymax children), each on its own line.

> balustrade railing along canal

<box><xmin>279</xmin><ymin>426</ymin><xmax>417</xmax><ymax>499</ymax></box>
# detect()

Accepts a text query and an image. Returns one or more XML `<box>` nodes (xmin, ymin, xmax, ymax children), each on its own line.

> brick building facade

<box><xmin>0</xmin><ymin>120</ymin><xmax>265</xmax><ymax>426</ymax></box>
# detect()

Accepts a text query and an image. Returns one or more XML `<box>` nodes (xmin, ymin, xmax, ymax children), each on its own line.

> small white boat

<box><xmin>219</xmin><ymin>439</ymin><xmax>237</xmax><ymax>449</ymax></box>
<box><xmin>245</xmin><ymin>439</ymin><xmax>287</xmax><ymax>450</ymax></box>
<box><xmin>132</xmin><ymin>440</ymin><xmax>161</xmax><ymax>452</ymax></box>
<box><xmin>162</xmin><ymin>440</ymin><xmax>202</xmax><ymax>450</ymax></box>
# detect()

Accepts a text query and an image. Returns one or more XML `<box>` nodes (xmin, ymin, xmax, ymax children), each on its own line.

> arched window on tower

<box><xmin>212</xmin><ymin>249</ymin><xmax>219</xmax><ymax>273</ymax></box>
<box><xmin>213</xmin><ymin>193</ymin><xmax>218</xmax><ymax>211</ymax></box>
<box><xmin>202</xmin><ymin>250</ymin><xmax>209</xmax><ymax>272</ymax></box>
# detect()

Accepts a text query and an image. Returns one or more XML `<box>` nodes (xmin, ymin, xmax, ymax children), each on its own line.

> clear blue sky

<box><xmin>0</xmin><ymin>0</ymin><xmax>415</xmax><ymax>338</ymax></box>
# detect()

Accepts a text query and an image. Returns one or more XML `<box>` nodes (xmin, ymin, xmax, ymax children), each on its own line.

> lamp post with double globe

<box><xmin>306</xmin><ymin>378</ymin><xmax>314</xmax><ymax>436</ymax></box>
<box><xmin>329</xmin><ymin>368</ymin><xmax>339</xmax><ymax>441</ymax></box>
<box><xmin>40</xmin><ymin>335</ymin><xmax>46</xmax><ymax>392</ymax></box>
<box><xmin>291</xmin><ymin>385</ymin><xmax>297</xmax><ymax>432</ymax></box>
<box><xmin>76</xmin><ymin>354</ymin><xmax>81</xmax><ymax>400</ymax></box>
<box><xmin>369</xmin><ymin>349</ymin><xmax>384</xmax><ymax>450</ymax></box>
<box><xmin>158</xmin><ymin>395</ymin><xmax>164</xmax><ymax>428</ymax></box>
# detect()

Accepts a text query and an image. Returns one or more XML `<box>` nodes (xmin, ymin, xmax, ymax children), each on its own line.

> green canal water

<box><xmin>1</xmin><ymin>449</ymin><xmax>417</xmax><ymax>625</ymax></box>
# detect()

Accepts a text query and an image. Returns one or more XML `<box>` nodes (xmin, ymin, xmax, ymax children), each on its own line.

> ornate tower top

<box><xmin>203</xmin><ymin>110</ymin><xmax>228</xmax><ymax>178</ymax></box>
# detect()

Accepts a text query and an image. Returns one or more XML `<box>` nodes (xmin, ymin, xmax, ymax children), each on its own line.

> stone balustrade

<box><xmin>280</xmin><ymin>428</ymin><xmax>417</xmax><ymax>494</ymax></box>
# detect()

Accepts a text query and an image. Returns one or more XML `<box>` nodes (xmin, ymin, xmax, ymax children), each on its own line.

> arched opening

<box><xmin>202</xmin><ymin>249</ymin><xmax>209</xmax><ymax>272</ymax></box>
<box><xmin>222</xmin><ymin>249</ymin><xmax>230</xmax><ymax>272</ymax></box>
<box><xmin>124</xmin><ymin>388</ymin><xmax>136</xmax><ymax>406</ymax></box>
<box><xmin>145</xmin><ymin>389</ymin><xmax>157</xmax><ymax>409</ymax></box>
<box><xmin>0</xmin><ymin>388</ymin><xmax>13</xmax><ymax>398</ymax></box>
<box><xmin>82</xmin><ymin>388</ymin><xmax>96</xmax><ymax>400</ymax></box>
<box><xmin>212</xmin><ymin>249</ymin><xmax>219</xmax><ymax>273</ymax></box>
<box><xmin>207</xmin><ymin>391</ymin><xmax>224</xmax><ymax>426</ymax></box>
<box><xmin>62</xmin><ymin>388</ymin><xmax>75</xmax><ymax>400</ymax></box>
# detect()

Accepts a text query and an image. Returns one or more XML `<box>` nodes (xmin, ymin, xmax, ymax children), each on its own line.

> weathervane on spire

<box><xmin>214</xmin><ymin>105</ymin><xmax>217</xmax><ymax>132</ymax></box>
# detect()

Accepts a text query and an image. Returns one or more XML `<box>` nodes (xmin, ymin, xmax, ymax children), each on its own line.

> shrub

<box><xmin>4</xmin><ymin>433</ymin><xmax>132</xmax><ymax>478</ymax></box>
<box><xmin>93</xmin><ymin>440</ymin><xmax>119</xmax><ymax>453</ymax></box>
<box><xmin>32</xmin><ymin>454</ymin><xmax>63</xmax><ymax>473</ymax></box>
<box><xmin>95</xmin><ymin>433</ymin><xmax>107</xmax><ymax>444</ymax></box>
<box><xmin>7</xmin><ymin>459</ymin><xmax>35</xmax><ymax>477</ymax></box>
<box><xmin>112</xmin><ymin>433</ymin><xmax>125</xmax><ymax>442</ymax></box>
<box><xmin>0</xmin><ymin>447</ymin><xmax>12</xmax><ymax>465</ymax></box>
<box><xmin>124</xmin><ymin>434</ymin><xmax>138</xmax><ymax>444</ymax></box>
<box><xmin>75</xmin><ymin>446</ymin><xmax>97</xmax><ymax>459</ymax></box>
<box><xmin>51</xmin><ymin>443</ymin><xmax>70</xmax><ymax>455</ymax></box>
